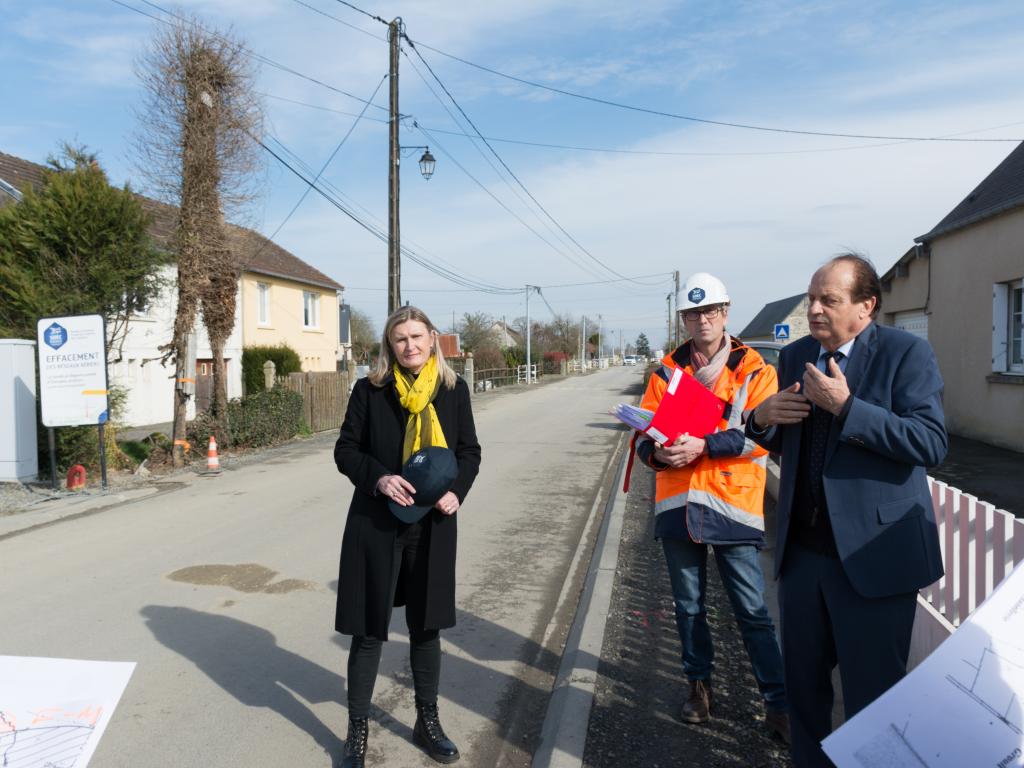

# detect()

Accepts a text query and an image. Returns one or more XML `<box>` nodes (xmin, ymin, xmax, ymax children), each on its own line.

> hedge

<box><xmin>188</xmin><ymin>388</ymin><xmax>304</xmax><ymax>450</ymax></box>
<box><xmin>241</xmin><ymin>344</ymin><xmax>301</xmax><ymax>394</ymax></box>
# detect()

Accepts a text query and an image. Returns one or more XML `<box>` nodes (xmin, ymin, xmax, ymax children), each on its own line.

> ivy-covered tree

<box><xmin>0</xmin><ymin>144</ymin><xmax>167</xmax><ymax>353</ymax></box>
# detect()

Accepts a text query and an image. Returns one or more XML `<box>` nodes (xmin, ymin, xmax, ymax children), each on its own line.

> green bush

<box><xmin>187</xmin><ymin>388</ymin><xmax>303</xmax><ymax>450</ymax></box>
<box><xmin>241</xmin><ymin>344</ymin><xmax>301</xmax><ymax>394</ymax></box>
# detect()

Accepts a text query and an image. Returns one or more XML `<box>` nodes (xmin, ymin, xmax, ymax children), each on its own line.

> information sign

<box><xmin>37</xmin><ymin>314</ymin><xmax>109</xmax><ymax>427</ymax></box>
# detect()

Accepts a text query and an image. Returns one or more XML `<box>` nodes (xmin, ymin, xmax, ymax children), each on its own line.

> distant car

<box><xmin>623</xmin><ymin>355</ymin><xmax>638</xmax><ymax>366</ymax></box>
<box><xmin>746</xmin><ymin>340</ymin><xmax>783</xmax><ymax>371</ymax></box>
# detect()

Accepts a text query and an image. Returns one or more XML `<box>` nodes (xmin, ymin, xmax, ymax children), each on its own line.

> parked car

<box><xmin>745</xmin><ymin>340</ymin><xmax>782</xmax><ymax>371</ymax></box>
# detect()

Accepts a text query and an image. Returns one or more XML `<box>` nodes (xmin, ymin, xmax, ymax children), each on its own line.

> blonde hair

<box><xmin>368</xmin><ymin>305</ymin><xmax>458</xmax><ymax>389</ymax></box>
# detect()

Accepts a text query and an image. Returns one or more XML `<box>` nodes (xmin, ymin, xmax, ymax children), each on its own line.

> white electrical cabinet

<box><xmin>0</xmin><ymin>339</ymin><xmax>39</xmax><ymax>482</ymax></box>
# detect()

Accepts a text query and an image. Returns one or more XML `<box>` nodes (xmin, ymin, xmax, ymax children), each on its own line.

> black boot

<box><xmin>340</xmin><ymin>716</ymin><xmax>368</xmax><ymax>768</ymax></box>
<box><xmin>413</xmin><ymin>700</ymin><xmax>460</xmax><ymax>764</ymax></box>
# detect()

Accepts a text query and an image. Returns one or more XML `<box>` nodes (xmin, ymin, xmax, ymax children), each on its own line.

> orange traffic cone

<box><xmin>206</xmin><ymin>435</ymin><xmax>221</xmax><ymax>474</ymax></box>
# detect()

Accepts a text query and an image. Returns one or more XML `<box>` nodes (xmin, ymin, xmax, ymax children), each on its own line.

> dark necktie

<box><xmin>808</xmin><ymin>351</ymin><xmax>844</xmax><ymax>508</ymax></box>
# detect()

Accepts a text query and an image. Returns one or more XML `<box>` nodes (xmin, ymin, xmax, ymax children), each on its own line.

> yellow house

<box><xmin>237</xmin><ymin>230</ymin><xmax>344</xmax><ymax>373</ymax></box>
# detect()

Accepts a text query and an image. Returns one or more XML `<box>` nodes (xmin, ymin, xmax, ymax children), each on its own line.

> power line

<box><xmin>406</xmin><ymin>38</ymin><xmax>1023</xmax><ymax>143</ymax></box>
<box><xmin>402</xmin><ymin>52</ymin><xmax>612</xmax><ymax>283</ymax></box>
<box><xmin>404</xmin><ymin>37</ymin><xmax>650</xmax><ymax>287</ymax></box>
<box><xmin>256</xmin><ymin>133</ymin><xmax>520</xmax><ymax>294</ymax></box>
<box><xmin>263</xmin><ymin>91</ymin><xmax>1024</xmax><ymax>158</ymax></box>
<box><xmin>305</xmin><ymin>0</ymin><xmax>1023</xmax><ymax>143</ymax></box>
<box><xmin>289</xmin><ymin>0</ymin><xmax>385</xmax><ymax>40</ymax></box>
<box><xmin>255</xmin><ymin>73</ymin><xmax>387</xmax><ymax>259</ymax></box>
<box><xmin>115</xmin><ymin>0</ymin><xmax>391</xmax><ymax>114</ymax></box>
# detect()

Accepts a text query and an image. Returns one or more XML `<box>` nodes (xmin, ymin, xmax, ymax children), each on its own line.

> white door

<box><xmin>894</xmin><ymin>311</ymin><xmax>928</xmax><ymax>341</ymax></box>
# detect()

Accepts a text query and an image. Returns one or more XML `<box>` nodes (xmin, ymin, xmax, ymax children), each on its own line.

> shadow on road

<box><xmin>141</xmin><ymin>605</ymin><xmax>346</xmax><ymax>765</ymax></box>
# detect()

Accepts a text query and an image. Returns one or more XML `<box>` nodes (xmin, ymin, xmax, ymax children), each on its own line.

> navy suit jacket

<box><xmin>747</xmin><ymin>323</ymin><xmax>947</xmax><ymax>598</ymax></box>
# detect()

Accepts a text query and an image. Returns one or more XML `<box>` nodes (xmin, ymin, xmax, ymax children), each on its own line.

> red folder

<box><xmin>644</xmin><ymin>368</ymin><xmax>726</xmax><ymax>445</ymax></box>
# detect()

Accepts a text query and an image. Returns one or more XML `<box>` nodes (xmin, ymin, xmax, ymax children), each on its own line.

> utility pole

<box><xmin>525</xmin><ymin>286</ymin><xmax>532</xmax><ymax>384</ymax></box>
<box><xmin>598</xmin><ymin>314</ymin><xmax>602</xmax><ymax>363</ymax></box>
<box><xmin>582</xmin><ymin>315</ymin><xmax>587</xmax><ymax>363</ymax></box>
<box><xmin>387</xmin><ymin>18</ymin><xmax>402</xmax><ymax>314</ymax></box>
<box><xmin>673</xmin><ymin>270</ymin><xmax>681</xmax><ymax>345</ymax></box>
<box><xmin>666</xmin><ymin>293</ymin><xmax>672</xmax><ymax>351</ymax></box>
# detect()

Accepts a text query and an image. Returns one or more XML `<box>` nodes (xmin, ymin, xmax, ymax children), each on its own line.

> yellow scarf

<box><xmin>394</xmin><ymin>354</ymin><xmax>448</xmax><ymax>463</ymax></box>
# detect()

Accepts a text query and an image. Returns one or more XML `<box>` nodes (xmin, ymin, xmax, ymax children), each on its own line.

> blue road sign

<box><xmin>773</xmin><ymin>323</ymin><xmax>790</xmax><ymax>341</ymax></box>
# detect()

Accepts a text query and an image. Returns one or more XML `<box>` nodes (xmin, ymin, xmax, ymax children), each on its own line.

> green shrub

<box><xmin>228</xmin><ymin>388</ymin><xmax>304</xmax><ymax>448</ymax></box>
<box><xmin>241</xmin><ymin>344</ymin><xmax>301</xmax><ymax>394</ymax></box>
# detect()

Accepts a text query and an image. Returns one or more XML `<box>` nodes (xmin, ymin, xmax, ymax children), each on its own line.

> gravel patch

<box><xmin>584</xmin><ymin>462</ymin><xmax>792</xmax><ymax>768</ymax></box>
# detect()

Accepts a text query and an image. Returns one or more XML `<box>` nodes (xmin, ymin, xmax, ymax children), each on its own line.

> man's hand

<box><xmin>802</xmin><ymin>357</ymin><xmax>851</xmax><ymax>415</ymax></box>
<box><xmin>653</xmin><ymin>434</ymin><xmax>706</xmax><ymax>468</ymax></box>
<box><xmin>751</xmin><ymin>382</ymin><xmax>811</xmax><ymax>427</ymax></box>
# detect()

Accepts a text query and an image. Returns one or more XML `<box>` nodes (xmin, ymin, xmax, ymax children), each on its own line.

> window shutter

<box><xmin>992</xmin><ymin>282</ymin><xmax>1009</xmax><ymax>372</ymax></box>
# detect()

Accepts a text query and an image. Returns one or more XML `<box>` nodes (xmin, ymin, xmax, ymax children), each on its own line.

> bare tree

<box><xmin>134</xmin><ymin>16</ymin><xmax>263</xmax><ymax>462</ymax></box>
<box><xmin>349</xmin><ymin>307</ymin><xmax>378</xmax><ymax>363</ymax></box>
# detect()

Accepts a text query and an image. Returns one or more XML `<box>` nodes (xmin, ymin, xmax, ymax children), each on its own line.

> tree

<box><xmin>0</xmin><ymin>144</ymin><xmax>167</xmax><ymax>350</ymax></box>
<box><xmin>135</xmin><ymin>16</ymin><xmax>263</xmax><ymax>458</ymax></box>
<box><xmin>349</xmin><ymin>307</ymin><xmax>378</xmax><ymax>363</ymax></box>
<box><xmin>456</xmin><ymin>312</ymin><xmax>494</xmax><ymax>353</ymax></box>
<box><xmin>635</xmin><ymin>333</ymin><xmax>651</xmax><ymax>357</ymax></box>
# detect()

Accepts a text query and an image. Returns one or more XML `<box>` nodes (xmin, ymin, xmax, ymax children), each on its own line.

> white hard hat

<box><xmin>680</xmin><ymin>272</ymin><xmax>729</xmax><ymax>310</ymax></box>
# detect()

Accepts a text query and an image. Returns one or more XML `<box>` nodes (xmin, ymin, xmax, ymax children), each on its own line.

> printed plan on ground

<box><xmin>823</xmin><ymin>563</ymin><xmax>1024</xmax><ymax>768</ymax></box>
<box><xmin>0</xmin><ymin>656</ymin><xmax>135</xmax><ymax>768</ymax></box>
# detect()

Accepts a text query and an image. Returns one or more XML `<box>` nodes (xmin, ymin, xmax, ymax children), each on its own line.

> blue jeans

<box><xmin>662</xmin><ymin>536</ymin><xmax>787</xmax><ymax>711</ymax></box>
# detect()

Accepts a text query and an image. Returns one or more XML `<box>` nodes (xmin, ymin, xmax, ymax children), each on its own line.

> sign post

<box><xmin>773</xmin><ymin>323</ymin><xmax>791</xmax><ymax>342</ymax></box>
<box><xmin>37</xmin><ymin>314</ymin><xmax>109</xmax><ymax>489</ymax></box>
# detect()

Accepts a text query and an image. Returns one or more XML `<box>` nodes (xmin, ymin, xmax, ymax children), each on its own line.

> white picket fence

<box><xmin>910</xmin><ymin>477</ymin><xmax>1024</xmax><ymax>664</ymax></box>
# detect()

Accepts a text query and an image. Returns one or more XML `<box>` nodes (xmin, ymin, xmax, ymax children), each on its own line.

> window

<box><xmin>993</xmin><ymin>279</ymin><xmax>1024</xmax><ymax>373</ymax></box>
<box><xmin>303</xmin><ymin>291</ymin><xmax>320</xmax><ymax>329</ymax></box>
<box><xmin>257</xmin><ymin>282</ymin><xmax>270</xmax><ymax>325</ymax></box>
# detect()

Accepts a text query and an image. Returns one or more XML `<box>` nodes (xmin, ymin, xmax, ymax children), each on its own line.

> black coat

<box><xmin>333</xmin><ymin>373</ymin><xmax>481</xmax><ymax>639</ymax></box>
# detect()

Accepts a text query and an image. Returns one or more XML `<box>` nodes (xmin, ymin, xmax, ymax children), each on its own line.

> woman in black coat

<box><xmin>334</xmin><ymin>306</ymin><xmax>480</xmax><ymax>767</ymax></box>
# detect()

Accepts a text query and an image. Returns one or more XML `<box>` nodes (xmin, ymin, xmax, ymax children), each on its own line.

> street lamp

<box><xmin>418</xmin><ymin>148</ymin><xmax>435</xmax><ymax>180</ymax></box>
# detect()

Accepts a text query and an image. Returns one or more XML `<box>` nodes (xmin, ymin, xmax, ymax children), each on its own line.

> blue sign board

<box><xmin>773</xmin><ymin>323</ymin><xmax>790</xmax><ymax>341</ymax></box>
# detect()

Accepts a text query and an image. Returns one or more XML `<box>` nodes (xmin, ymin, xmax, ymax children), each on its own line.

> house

<box><xmin>880</xmin><ymin>142</ymin><xmax>1024</xmax><ymax>451</ymax></box>
<box><xmin>737</xmin><ymin>293</ymin><xmax>809</xmax><ymax>343</ymax></box>
<box><xmin>488</xmin><ymin>320</ymin><xmax>524</xmax><ymax>349</ymax></box>
<box><xmin>238</xmin><ymin>229</ymin><xmax>343</xmax><ymax>374</ymax></box>
<box><xmin>0</xmin><ymin>149</ymin><xmax>344</xmax><ymax>426</ymax></box>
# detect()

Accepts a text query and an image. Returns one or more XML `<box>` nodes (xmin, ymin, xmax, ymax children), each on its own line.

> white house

<box><xmin>109</xmin><ymin>265</ymin><xmax>243</xmax><ymax>427</ymax></box>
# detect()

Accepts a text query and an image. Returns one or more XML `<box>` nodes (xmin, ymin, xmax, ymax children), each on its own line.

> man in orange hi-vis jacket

<box><xmin>635</xmin><ymin>272</ymin><xmax>789</xmax><ymax>743</ymax></box>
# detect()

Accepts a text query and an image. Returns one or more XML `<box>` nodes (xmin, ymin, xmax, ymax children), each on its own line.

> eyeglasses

<box><xmin>681</xmin><ymin>305</ymin><xmax>725</xmax><ymax>322</ymax></box>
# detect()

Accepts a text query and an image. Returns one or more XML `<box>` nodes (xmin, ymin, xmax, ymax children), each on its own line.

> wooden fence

<box><xmin>278</xmin><ymin>370</ymin><xmax>351</xmax><ymax>433</ymax></box>
<box><xmin>911</xmin><ymin>478</ymin><xmax>1024</xmax><ymax>663</ymax></box>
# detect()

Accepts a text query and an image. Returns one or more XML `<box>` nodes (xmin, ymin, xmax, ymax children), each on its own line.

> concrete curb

<box><xmin>532</xmin><ymin>443</ymin><xmax>630</xmax><ymax>768</ymax></box>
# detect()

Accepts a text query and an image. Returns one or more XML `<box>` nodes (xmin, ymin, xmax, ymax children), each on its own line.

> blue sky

<box><xmin>4</xmin><ymin>0</ymin><xmax>1024</xmax><ymax>348</ymax></box>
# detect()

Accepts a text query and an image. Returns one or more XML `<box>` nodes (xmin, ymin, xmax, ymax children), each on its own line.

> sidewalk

<box><xmin>929</xmin><ymin>433</ymin><xmax>1023</xmax><ymax>517</ymax></box>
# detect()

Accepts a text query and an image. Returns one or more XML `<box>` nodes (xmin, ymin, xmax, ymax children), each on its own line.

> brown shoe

<box><xmin>681</xmin><ymin>679</ymin><xmax>711</xmax><ymax>723</ymax></box>
<box><xmin>765</xmin><ymin>710</ymin><xmax>791</xmax><ymax>745</ymax></box>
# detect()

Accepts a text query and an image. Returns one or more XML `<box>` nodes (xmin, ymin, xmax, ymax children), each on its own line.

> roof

<box><xmin>0</xmin><ymin>150</ymin><xmax>342</xmax><ymax>291</ymax></box>
<box><xmin>917</xmin><ymin>140</ymin><xmax>1024</xmax><ymax>242</ymax></box>
<box><xmin>737</xmin><ymin>293</ymin><xmax>805</xmax><ymax>338</ymax></box>
<box><xmin>880</xmin><ymin>245</ymin><xmax>921</xmax><ymax>285</ymax></box>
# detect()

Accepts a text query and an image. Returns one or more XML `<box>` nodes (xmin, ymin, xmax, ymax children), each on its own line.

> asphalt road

<box><xmin>0</xmin><ymin>367</ymin><xmax>638</xmax><ymax>767</ymax></box>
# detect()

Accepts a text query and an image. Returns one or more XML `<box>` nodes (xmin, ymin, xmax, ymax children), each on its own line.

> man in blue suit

<box><xmin>746</xmin><ymin>254</ymin><xmax>947</xmax><ymax>767</ymax></box>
